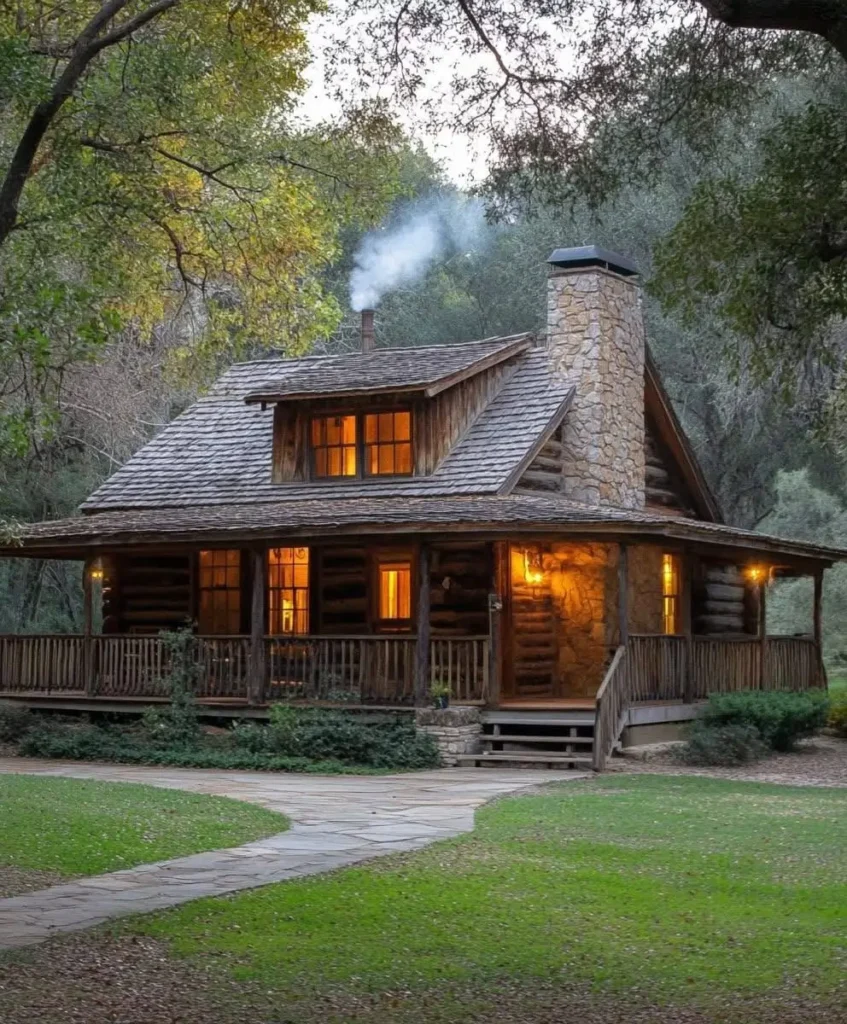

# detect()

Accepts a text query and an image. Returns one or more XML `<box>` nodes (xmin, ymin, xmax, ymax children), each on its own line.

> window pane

<box><xmin>342</xmin><ymin>415</ymin><xmax>357</xmax><ymax>444</ymax></box>
<box><xmin>662</xmin><ymin>553</ymin><xmax>681</xmax><ymax>635</ymax></box>
<box><xmin>364</xmin><ymin>414</ymin><xmax>377</xmax><ymax>443</ymax></box>
<box><xmin>342</xmin><ymin>445</ymin><xmax>357</xmax><ymax>476</ymax></box>
<box><xmin>396</xmin><ymin>442</ymin><xmax>412</xmax><ymax>474</ymax></box>
<box><xmin>364</xmin><ymin>410</ymin><xmax>413</xmax><ymax>477</ymax></box>
<box><xmin>395</xmin><ymin>411</ymin><xmax>411</xmax><ymax>441</ymax></box>
<box><xmin>268</xmin><ymin>547</ymin><xmax>309</xmax><ymax>635</ymax></box>
<box><xmin>379</xmin><ymin>561</ymin><xmax>412</xmax><ymax>620</ymax></box>
<box><xmin>198</xmin><ymin>550</ymin><xmax>242</xmax><ymax>634</ymax></box>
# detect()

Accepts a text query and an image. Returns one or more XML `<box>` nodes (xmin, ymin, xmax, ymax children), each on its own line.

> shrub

<box><xmin>699</xmin><ymin>690</ymin><xmax>829</xmax><ymax>753</ymax></box>
<box><xmin>232</xmin><ymin>705</ymin><xmax>441</xmax><ymax>769</ymax></box>
<box><xmin>828</xmin><ymin>692</ymin><xmax>847</xmax><ymax>738</ymax></box>
<box><xmin>0</xmin><ymin>704</ymin><xmax>33</xmax><ymax>742</ymax></box>
<box><xmin>140</xmin><ymin>630</ymin><xmax>201</xmax><ymax>748</ymax></box>
<box><xmin>680</xmin><ymin>722</ymin><xmax>769</xmax><ymax>767</ymax></box>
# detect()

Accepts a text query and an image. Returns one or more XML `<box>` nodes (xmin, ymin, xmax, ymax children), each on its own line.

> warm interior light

<box><xmin>745</xmin><ymin>565</ymin><xmax>767</xmax><ymax>584</ymax></box>
<box><xmin>523</xmin><ymin>548</ymin><xmax>545</xmax><ymax>586</ymax></box>
<box><xmin>89</xmin><ymin>563</ymin><xmax>104</xmax><ymax>582</ymax></box>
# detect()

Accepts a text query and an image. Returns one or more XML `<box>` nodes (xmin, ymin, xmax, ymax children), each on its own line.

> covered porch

<box><xmin>0</xmin><ymin>525</ymin><xmax>831</xmax><ymax>718</ymax></box>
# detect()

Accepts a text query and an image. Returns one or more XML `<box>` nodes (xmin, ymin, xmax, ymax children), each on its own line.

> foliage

<box><xmin>14</xmin><ymin>702</ymin><xmax>440</xmax><ymax>772</ymax></box>
<box><xmin>140</xmin><ymin>630</ymin><xmax>201</xmax><ymax>747</ymax></box>
<box><xmin>230</xmin><ymin>704</ymin><xmax>442</xmax><ymax>769</ymax></box>
<box><xmin>679</xmin><ymin>721</ymin><xmax>768</xmax><ymax>767</ymax></box>
<box><xmin>698</xmin><ymin>689</ymin><xmax>830</xmax><ymax>752</ymax></box>
<box><xmin>0</xmin><ymin>773</ymin><xmax>285</xmax><ymax>878</ymax></box>
<box><xmin>0</xmin><ymin>1</ymin><xmax>405</xmax><ymax>452</ymax></box>
<box><xmin>0</xmin><ymin>703</ymin><xmax>33</xmax><ymax>742</ymax></box>
<box><xmin>132</xmin><ymin>775</ymin><xmax>847</xmax><ymax>1008</ymax></box>
<box><xmin>828</xmin><ymin>691</ymin><xmax>847</xmax><ymax>737</ymax></box>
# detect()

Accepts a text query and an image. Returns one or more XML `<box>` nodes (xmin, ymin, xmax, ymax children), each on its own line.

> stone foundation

<box><xmin>415</xmin><ymin>706</ymin><xmax>482</xmax><ymax>767</ymax></box>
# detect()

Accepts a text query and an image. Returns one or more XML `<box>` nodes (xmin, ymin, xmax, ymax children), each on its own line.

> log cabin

<box><xmin>0</xmin><ymin>246</ymin><xmax>842</xmax><ymax>767</ymax></box>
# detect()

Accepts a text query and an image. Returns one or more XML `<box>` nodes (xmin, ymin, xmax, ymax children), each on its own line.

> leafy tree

<box><xmin>330</xmin><ymin>1</ymin><xmax>847</xmax><ymax>368</ymax></box>
<box><xmin>0</xmin><ymin>1</ymin><xmax>403</xmax><ymax>451</ymax></box>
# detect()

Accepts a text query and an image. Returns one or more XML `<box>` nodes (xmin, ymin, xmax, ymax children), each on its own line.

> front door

<box><xmin>503</xmin><ymin>543</ymin><xmax>557</xmax><ymax>700</ymax></box>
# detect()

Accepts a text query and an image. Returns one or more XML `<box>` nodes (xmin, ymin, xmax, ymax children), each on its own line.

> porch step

<box><xmin>482</xmin><ymin>712</ymin><xmax>595</xmax><ymax>727</ymax></box>
<box><xmin>481</xmin><ymin>733</ymin><xmax>593</xmax><ymax>745</ymax></box>
<box><xmin>456</xmin><ymin>752</ymin><xmax>593</xmax><ymax>766</ymax></box>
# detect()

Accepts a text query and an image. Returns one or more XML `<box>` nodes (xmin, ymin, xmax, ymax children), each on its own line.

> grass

<box><xmin>0</xmin><ymin>775</ymin><xmax>287</xmax><ymax>878</ymax></box>
<box><xmin>131</xmin><ymin>775</ymin><xmax>847</xmax><ymax>1017</ymax></box>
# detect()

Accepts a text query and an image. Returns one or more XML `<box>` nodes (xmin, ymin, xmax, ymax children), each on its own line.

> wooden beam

<box><xmin>813</xmin><ymin>570</ymin><xmax>823</xmax><ymax>649</ymax></box>
<box><xmin>618</xmin><ymin>543</ymin><xmax>629</xmax><ymax>647</ymax></box>
<box><xmin>758</xmin><ymin>581</ymin><xmax>767</xmax><ymax>690</ymax></box>
<box><xmin>414</xmin><ymin>542</ymin><xmax>431</xmax><ymax>707</ymax></box>
<box><xmin>82</xmin><ymin>559</ymin><xmax>96</xmax><ymax>697</ymax></box>
<box><xmin>682</xmin><ymin>552</ymin><xmax>694</xmax><ymax>703</ymax></box>
<box><xmin>487</xmin><ymin>541</ymin><xmax>506</xmax><ymax>707</ymax></box>
<box><xmin>248</xmin><ymin>547</ymin><xmax>267</xmax><ymax>706</ymax></box>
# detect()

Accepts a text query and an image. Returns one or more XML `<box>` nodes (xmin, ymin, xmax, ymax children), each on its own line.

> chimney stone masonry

<box><xmin>547</xmin><ymin>246</ymin><xmax>645</xmax><ymax>510</ymax></box>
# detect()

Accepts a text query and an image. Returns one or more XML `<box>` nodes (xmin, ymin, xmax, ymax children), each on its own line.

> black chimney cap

<box><xmin>547</xmin><ymin>245</ymin><xmax>638</xmax><ymax>277</ymax></box>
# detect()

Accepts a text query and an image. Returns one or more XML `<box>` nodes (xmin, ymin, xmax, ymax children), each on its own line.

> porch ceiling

<box><xmin>3</xmin><ymin>494</ymin><xmax>844</xmax><ymax>566</ymax></box>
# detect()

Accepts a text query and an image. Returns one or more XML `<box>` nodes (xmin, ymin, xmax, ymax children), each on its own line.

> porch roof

<box><xmin>5</xmin><ymin>494</ymin><xmax>845</xmax><ymax>565</ymax></box>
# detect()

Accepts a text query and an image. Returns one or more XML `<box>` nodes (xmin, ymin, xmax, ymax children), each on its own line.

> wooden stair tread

<box><xmin>457</xmin><ymin>752</ymin><xmax>593</xmax><ymax>765</ymax></box>
<box><xmin>481</xmin><ymin>733</ymin><xmax>593</xmax><ymax>744</ymax></box>
<box><xmin>482</xmin><ymin>716</ymin><xmax>595</xmax><ymax>728</ymax></box>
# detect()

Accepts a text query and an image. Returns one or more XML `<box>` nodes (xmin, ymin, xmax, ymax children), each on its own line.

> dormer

<box><xmin>244</xmin><ymin>331</ymin><xmax>532</xmax><ymax>484</ymax></box>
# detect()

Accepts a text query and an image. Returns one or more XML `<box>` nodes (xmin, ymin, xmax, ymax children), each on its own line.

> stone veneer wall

<box><xmin>521</xmin><ymin>542</ymin><xmax>666</xmax><ymax>700</ymax></box>
<box><xmin>545</xmin><ymin>541</ymin><xmax>616</xmax><ymax>699</ymax></box>
<box><xmin>547</xmin><ymin>266</ymin><xmax>646</xmax><ymax>509</ymax></box>
<box><xmin>415</xmin><ymin>707</ymin><xmax>482</xmax><ymax>767</ymax></box>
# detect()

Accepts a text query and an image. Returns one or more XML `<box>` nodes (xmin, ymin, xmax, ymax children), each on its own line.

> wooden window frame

<box><xmin>662</xmin><ymin>551</ymin><xmax>682</xmax><ymax>636</ymax></box>
<box><xmin>307</xmin><ymin>408</ymin><xmax>415</xmax><ymax>481</ymax></box>
<box><xmin>309</xmin><ymin>413</ymin><xmax>358</xmax><ymax>479</ymax></box>
<box><xmin>363</xmin><ymin>410</ymin><xmax>413</xmax><ymax>477</ymax></box>
<box><xmin>267</xmin><ymin>546</ymin><xmax>311</xmax><ymax>636</ymax></box>
<box><xmin>371</xmin><ymin>550</ymin><xmax>415</xmax><ymax>633</ymax></box>
<box><xmin>197</xmin><ymin>549</ymin><xmax>244</xmax><ymax>635</ymax></box>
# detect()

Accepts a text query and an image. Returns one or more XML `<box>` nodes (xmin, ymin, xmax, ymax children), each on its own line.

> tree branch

<box><xmin>0</xmin><ymin>0</ymin><xmax>180</xmax><ymax>247</ymax></box>
<box><xmin>699</xmin><ymin>0</ymin><xmax>847</xmax><ymax>60</ymax></box>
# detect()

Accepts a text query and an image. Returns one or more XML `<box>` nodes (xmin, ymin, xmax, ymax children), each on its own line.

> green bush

<box><xmin>680</xmin><ymin>722</ymin><xmax>769</xmax><ymax>767</ymax></box>
<box><xmin>828</xmin><ymin>693</ymin><xmax>847</xmax><ymax>737</ymax></box>
<box><xmin>232</xmin><ymin>705</ymin><xmax>441</xmax><ymax>770</ymax></box>
<box><xmin>699</xmin><ymin>690</ymin><xmax>830</xmax><ymax>752</ymax></box>
<box><xmin>0</xmin><ymin>704</ymin><xmax>33</xmax><ymax>742</ymax></box>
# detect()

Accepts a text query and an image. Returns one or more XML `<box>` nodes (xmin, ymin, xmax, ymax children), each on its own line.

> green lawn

<box><xmin>131</xmin><ymin>775</ymin><xmax>847</xmax><ymax>1019</ymax></box>
<box><xmin>0</xmin><ymin>775</ymin><xmax>287</xmax><ymax>877</ymax></box>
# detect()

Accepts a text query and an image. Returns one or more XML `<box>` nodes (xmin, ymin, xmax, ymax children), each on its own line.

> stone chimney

<box><xmin>546</xmin><ymin>246</ymin><xmax>645</xmax><ymax>510</ymax></box>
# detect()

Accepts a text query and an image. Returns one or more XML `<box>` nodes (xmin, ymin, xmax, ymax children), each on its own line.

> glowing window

<box><xmin>198</xmin><ymin>550</ymin><xmax>241</xmax><ymax>634</ymax></box>
<box><xmin>364</xmin><ymin>411</ymin><xmax>412</xmax><ymax>476</ymax></box>
<box><xmin>662</xmin><ymin>552</ymin><xmax>681</xmax><ymax>635</ymax></box>
<box><xmin>268</xmin><ymin>547</ymin><xmax>310</xmax><ymax>635</ymax></box>
<box><xmin>311</xmin><ymin>415</ymin><xmax>357</xmax><ymax>477</ymax></box>
<box><xmin>378</xmin><ymin>560</ymin><xmax>412</xmax><ymax>621</ymax></box>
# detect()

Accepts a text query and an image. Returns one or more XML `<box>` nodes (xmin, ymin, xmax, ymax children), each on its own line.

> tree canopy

<box><xmin>0</xmin><ymin>1</ymin><xmax>403</xmax><ymax>451</ymax></box>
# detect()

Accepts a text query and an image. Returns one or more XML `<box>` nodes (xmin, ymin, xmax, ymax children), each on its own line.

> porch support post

<box><xmin>487</xmin><ymin>540</ymin><xmax>506</xmax><ymax>707</ymax></box>
<box><xmin>617</xmin><ymin>542</ymin><xmax>629</xmax><ymax>647</ymax></box>
<box><xmin>82</xmin><ymin>558</ymin><xmax>96</xmax><ymax>697</ymax></box>
<box><xmin>813</xmin><ymin>569</ymin><xmax>826</xmax><ymax>688</ymax></box>
<box><xmin>414</xmin><ymin>542</ymin><xmax>431</xmax><ymax>708</ymax></box>
<box><xmin>682</xmin><ymin>553</ymin><xmax>694</xmax><ymax>704</ymax></box>
<box><xmin>758</xmin><ymin>580</ymin><xmax>767</xmax><ymax>690</ymax></box>
<box><xmin>248</xmin><ymin>547</ymin><xmax>267</xmax><ymax>706</ymax></box>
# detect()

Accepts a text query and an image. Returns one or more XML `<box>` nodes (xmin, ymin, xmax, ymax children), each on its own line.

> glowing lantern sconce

<box><xmin>523</xmin><ymin>548</ymin><xmax>545</xmax><ymax>587</ymax></box>
<box><xmin>88</xmin><ymin>560</ymin><xmax>105</xmax><ymax>583</ymax></box>
<box><xmin>744</xmin><ymin>564</ymin><xmax>769</xmax><ymax>585</ymax></box>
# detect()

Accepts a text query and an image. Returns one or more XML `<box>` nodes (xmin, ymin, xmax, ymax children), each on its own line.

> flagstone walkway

<box><xmin>0</xmin><ymin>759</ymin><xmax>581</xmax><ymax>950</ymax></box>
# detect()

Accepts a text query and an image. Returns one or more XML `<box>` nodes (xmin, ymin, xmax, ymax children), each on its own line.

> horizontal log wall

<box><xmin>516</xmin><ymin>425</ymin><xmax>565</xmax><ymax>493</ymax></box>
<box><xmin>106</xmin><ymin>554</ymin><xmax>193</xmax><ymax>634</ymax></box>
<box><xmin>644</xmin><ymin>417</ymin><xmax>697</xmax><ymax>516</ymax></box>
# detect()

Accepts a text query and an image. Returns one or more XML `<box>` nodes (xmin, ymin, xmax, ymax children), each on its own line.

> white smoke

<box><xmin>349</xmin><ymin>195</ymin><xmax>488</xmax><ymax>311</ymax></box>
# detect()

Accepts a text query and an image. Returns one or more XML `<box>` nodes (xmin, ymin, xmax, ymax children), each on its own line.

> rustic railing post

<box><xmin>248</xmin><ymin>547</ymin><xmax>267</xmax><ymax>706</ymax></box>
<box><xmin>487</xmin><ymin>592</ymin><xmax>502</xmax><ymax>707</ymax></box>
<box><xmin>618</xmin><ymin>542</ymin><xmax>629</xmax><ymax>646</ymax></box>
<box><xmin>682</xmin><ymin>553</ymin><xmax>693</xmax><ymax>703</ymax></box>
<box><xmin>758</xmin><ymin>581</ymin><xmax>767</xmax><ymax>690</ymax></box>
<box><xmin>813</xmin><ymin>569</ymin><xmax>826</xmax><ymax>688</ymax></box>
<box><xmin>83</xmin><ymin>559</ymin><xmax>96</xmax><ymax>697</ymax></box>
<box><xmin>414</xmin><ymin>542</ymin><xmax>431</xmax><ymax>707</ymax></box>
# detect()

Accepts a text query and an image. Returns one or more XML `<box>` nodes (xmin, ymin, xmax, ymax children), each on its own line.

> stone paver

<box><xmin>0</xmin><ymin>759</ymin><xmax>582</xmax><ymax>950</ymax></box>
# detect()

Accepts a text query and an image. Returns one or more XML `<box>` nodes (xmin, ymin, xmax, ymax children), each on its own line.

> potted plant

<box><xmin>430</xmin><ymin>680</ymin><xmax>450</xmax><ymax>710</ymax></box>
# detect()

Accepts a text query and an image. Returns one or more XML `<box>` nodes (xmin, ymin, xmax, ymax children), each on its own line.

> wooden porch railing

<box><xmin>0</xmin><ymin>633</ymin><xmax>490</xmax><ymax>706</ymax></box>
<box><xmin>593</xmin><ymin>633</ymin><xmax>825</xmax><ymax>770</ymax></box>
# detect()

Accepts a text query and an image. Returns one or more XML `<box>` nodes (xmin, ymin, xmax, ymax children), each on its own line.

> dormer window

<box><xmin>364</xmin><ymin>411</ymin><xmax>412</xmax><ymax>476</ymax></box>
<box><xmin>308</xmin><ymin>410</ymin><xmax>413</xmax><ymax>479</ymax></box>
<box><xmin>311</xmin><ymin>415</ymin><xmax>357</xmax><ymax>477</ymax></box>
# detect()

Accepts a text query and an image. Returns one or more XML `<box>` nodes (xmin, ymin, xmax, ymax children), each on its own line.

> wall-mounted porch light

<box><xmin>523</xmin><ymin>547</ymin><xmax>545</xmax><ymax>586</ymax></box>
<box><xmin>88</xmin><ymin>560</ymin><xmax>104</xmax><ymax>582</ymax></box>
<box><xmin>744</xmin><ymin>564</ymin><xmax>770</xmax><ymax>585</ymax></box>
